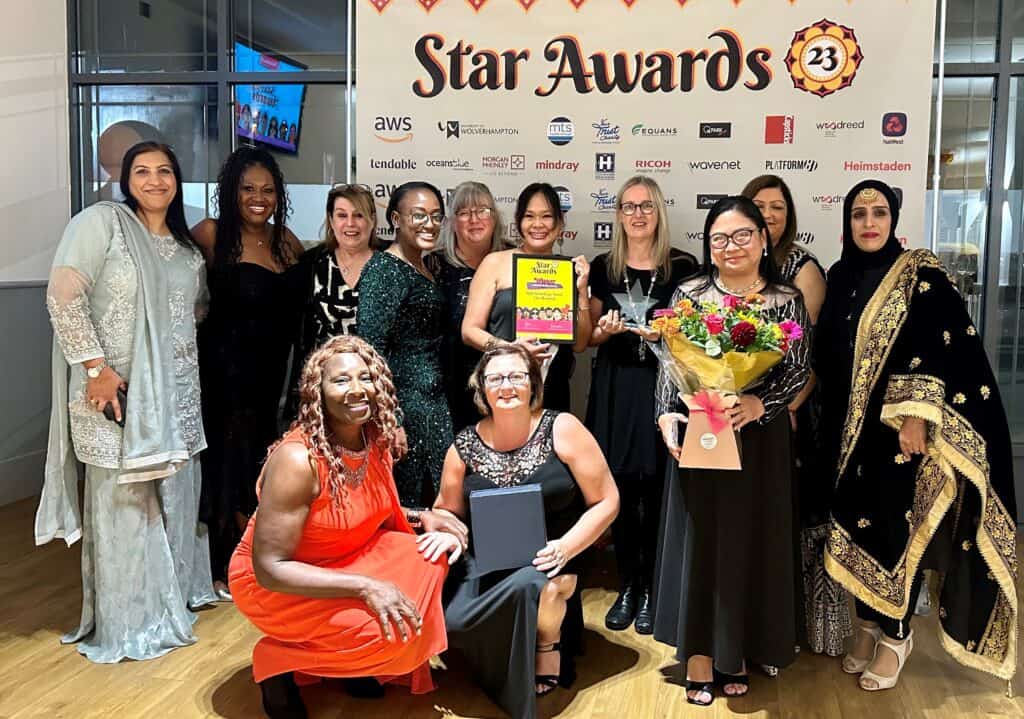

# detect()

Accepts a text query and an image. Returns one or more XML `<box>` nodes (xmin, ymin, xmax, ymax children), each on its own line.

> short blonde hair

<box><xmin>468</xmin><ymin>343</ymin><xmax>544</xmax><ymax>417</ymax></box>
<box><xmin>323</xmin><ymin>185</ymin><xmax>379</xmax><ymax>251</ymax></box>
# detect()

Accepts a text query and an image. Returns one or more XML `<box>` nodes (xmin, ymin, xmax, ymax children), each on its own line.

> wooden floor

<box><xmin>1</xmin><ymin>495</ymin><xmax>1022</xmax><ymax>719</ymax></box>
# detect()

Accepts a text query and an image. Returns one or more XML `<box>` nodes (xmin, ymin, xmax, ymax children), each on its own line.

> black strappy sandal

<box><xmin>535</xmin><ymin>642</ymin><xmax>562</xmax><ymax>696</ymax></box>
<box><xmin>685</xmin><ymin>678</ymin><xmax>715</xmax><ymax>706</ymax></box>
<box><xmin>713</xmin><ymin>668</ymin><xmax>750</xmax><ymax>697</ymax></box>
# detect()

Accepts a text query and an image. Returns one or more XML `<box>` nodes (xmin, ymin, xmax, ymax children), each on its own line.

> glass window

<box><xmin>75</xmin><ymin>84</ymin><xmax>220</xmax><ymax>226</ymax></box>
<box><xmin>1012</xmin><ymin>1</ymin><xmax>1024</xmax><ymax>61</ymax></box>
<box><xmin>996</xmin><ymin>77</ymin><xmax>1024</xmax><ymax>441</ymax></box>
<box><xmin>935</xmin><ymin>0</ymin><xmax>999</xmax><ymax>63</ymax></box>
<box><xmin>234</xmin><ymin>0</ymin><xmax>349</xmax><ymax>72</ymax></box>
<box><xmin>233</xmin><ymin>83</ymin><xmax>348</xmax><ymax>245</ymax></box>
<box><xmin>74</xmin><ymin>0</ymin><xmax>217</xmax><ymax>73</ymax></box>
<box><xmin>926</xmin><ymin>77</ymin><xmax>995</xmax><ymax>327</ymax></box>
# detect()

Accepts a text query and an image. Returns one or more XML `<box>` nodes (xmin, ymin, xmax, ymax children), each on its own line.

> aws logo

<box><xmin>374</xmin><ymin>115</ymin><xmax>413</xmax><ymax>143</ymax></box>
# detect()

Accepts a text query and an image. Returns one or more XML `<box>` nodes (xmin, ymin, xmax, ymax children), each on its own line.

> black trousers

<box><xmin>611</xmin><ymin>471</ymin><xmax>662</xmax><ymax>588</ymax></box>
<box><xmin>854</xmin><ymin>573</ymin><xmax>923</xmax><ymax>639</ymax></box>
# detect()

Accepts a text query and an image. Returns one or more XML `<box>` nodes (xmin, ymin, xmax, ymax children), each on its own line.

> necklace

<box><xmin>719</xmin><ymin>274</ymin><xmax>764</xmax><ymax>296</ymax></box>
<box><xmin>338</xmin><ymin>428</ymin><xmax>370</xmax><ymax>486</ymax></box>
<box><xmin>390</xmin><ymin>247</ymin><xmax>432</xmax><ymax>281</ymax></box>
<box><xmin>336</xmin><ymin>249</ymin><xmax>370</xmax><ymax>282</ymax></box>
<box><xmin>624</xmin><ymin>266</ymin><xmax>657</xmax><ymax>361</ymax></box>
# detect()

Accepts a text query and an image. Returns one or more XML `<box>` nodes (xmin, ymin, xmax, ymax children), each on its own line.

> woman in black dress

<box><xmin>430</xmin><ymin>181</ymin><xmax>510</xmax><ymax>431</ymax></box>
<box><xmin>432</xmin><ymin>344</ymin><xmax>618</xmax><ymax>719</ymax></box>
<box><xmin>585</xmin><ymin>176</ymin><xmax>697</xmax><ymax>635</ymax></box>
<box><xmin>742</xmin><ymin>174</ymin><xmax>849</xmax><ymax>657</ymax></box>
<box><xmin>193</xmin><ymin>147</ymin><xmax>304</xmax><ymax>597</ymax></box>
<box><xmin>650</xmin><ymin>196</ymin><xmax>810</xmax><ymax>705</ymax></box>
<box><xmin>356</xmin><ymin>182</ymin><xmax>451</xmax><ymax>507</ymax></box>
<box><xmin>462</xmin><ymin>183</ymin><xmax>591</xmax><ymax>412</ymax></box>
<box><xmin>818</xmin><ymin>180</ymin><xmax>1016</xmax><ymax>692</ymax></box>
<box><xmin>288</xmin><ymin>183</ymin><xmax>378</xmax><ymax>416</ymax></box>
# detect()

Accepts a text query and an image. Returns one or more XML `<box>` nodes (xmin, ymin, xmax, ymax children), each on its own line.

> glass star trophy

<box><xmin>612</xmin><ymin>279</ymin><xmax>659</xmax><ymax>360</ymax></box>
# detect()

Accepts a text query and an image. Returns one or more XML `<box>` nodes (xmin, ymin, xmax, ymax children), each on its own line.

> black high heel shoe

<box><xmin>713</xmin><ymin>668</ymin><xmax>750</xmax><ymax>697</ymax></box>
<box><xmin>685</xmin><ymin>678</ymin><xmax>715</xmax><ymax>707</ymax></box>
<box><xmin>535</xmin><ymin>642</ymin><xmax>562</xmax><ymax>697</ymax></box>
<box><xmin>259</xmin><ymin>672</ymin><xmax>308</xmax><ymax>719</ymax></box>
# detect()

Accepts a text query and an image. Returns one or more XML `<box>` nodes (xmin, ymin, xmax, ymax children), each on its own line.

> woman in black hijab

<box><xmin>816</xmin><ymin>180</ymin><xmax>1017</xmax><ymax>693</ymax></box>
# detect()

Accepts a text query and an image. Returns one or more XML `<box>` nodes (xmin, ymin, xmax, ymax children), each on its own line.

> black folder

<box><xmin>469</xmin><ymin>484</ymin><xmax>547</xmax><ymax>576</ymax></box>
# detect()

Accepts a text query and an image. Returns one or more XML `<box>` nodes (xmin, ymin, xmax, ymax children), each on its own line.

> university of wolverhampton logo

<box><xmin>785</xmin><ymin>19</ymin><xmax>864</xmax><ymax>98</ymax></box>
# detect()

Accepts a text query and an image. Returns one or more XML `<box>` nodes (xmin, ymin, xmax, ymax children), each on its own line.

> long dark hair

<box><xmin>119</xmin><ymin>141</ymin><xmax>195</xmax><ymax>249</ymax></box>
<box><xmin>384</xmin><ymin>181</ymin><xmax>445</xmax><ymax>231</ymax></box>
<box><xmin>692</xmin><ymin>195</ymin><xmax>792</xmax><ymax>294</ymax></box>
<box><xmin>740</xmin><ymin>174</ymin><xmax>798</xmax><ymax>267</ymax></box>
<box><xmin>212</xmin><ymin>146</ymin><xmax>293</xmax><ymax>267</ymax></box>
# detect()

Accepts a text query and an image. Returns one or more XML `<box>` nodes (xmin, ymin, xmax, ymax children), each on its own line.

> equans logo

<box><xmin>590</xmin><ymin>188</ymin><xmax>617</xmax><ymax>212</ymax></box>
<box><xmin>595</xmin><ymin>152</ymin><xmax>616</xmax><ymax>180</ymax></box>
<box><xmin>699</xmin><ymin>122</ymin><xmax>732</xmax><ymax>139</ymax></box>
<box><xmin>635</xmin><ymin>159</ymin><xmax>671</xmax><ymax>174</ymax></box>
<box><xmin>882</xmin><ymin>112</ymin><xmax>908</xmax><ymax>144</ymax></box>
<box><xmin>765</xmin><ymin>115</ymin><xmax>794</xmax><ymax>144</ymax></box>
<box><xmin>688</xmin><ymin>160</ymin><xmax>743</xmax><ymax>173</ymax></box>
<box><xmin>374</xmin><ymin>115</ymin><xmax>413</xmax><ymax>143</ymax></box>
<box><xmin>631</xmin><ymin>124</ymin><xmax>677</xmax><ymax>138</ymax></box>
<box><xmin>425</xmin><ymin>158</ymin><xmax>473</xmax><ymax>171</ymax></box>
<box><xmin>439</xmin><ymin>120</ymin><xmax>519</xmax><ymax>139</ymax></box>
<box><xmin>369</xmin><ymin>158</ymin><xmax>417</xmax><ymax>170</ymax></box>
<box><xmin>481</xmin><ymin>154</ymin><xmax>527</xmax><ymax>172</ymax></box>
<box><xmin>594</xmin><ymin>222</ymin><xmax>614</xmax><ymax>245</ymax></box>
<box><xmin>765</xmin><ymin>159</ymin><xmax>818</xmax><ymax>173</ymax></box>
<box><xmin>696</xmin><ymin>194</ymin><xmax>728</xmax><ymax>210</ymax></box>
<box><xmin>553</xmin><ymin>185</ymin><xmax>573</xmax><ymax>212</ymax></box>
<box><xmin>548</xmin><ymin>117</ymin><xmax>575</xmax><ymax>146</ymax></box>
<box><xmin>591</xmin><ymin>118</ymin><xmax>621</xmax><ymax>144</ymax></box>
<box><xmin>816</xmin><ymin>119</ymin><xmax>865</xmax><ymax>138</ymax></box>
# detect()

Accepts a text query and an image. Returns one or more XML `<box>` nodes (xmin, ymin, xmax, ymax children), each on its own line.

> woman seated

<box><xmin>431</xmin><ymin>344</ymin><xmax>619</xmax><ymax>719</ymax></box>
<box><xmin>229</xmin><ymin>336</ymin><xmax>463</xmax><ymax>718</ymax></box>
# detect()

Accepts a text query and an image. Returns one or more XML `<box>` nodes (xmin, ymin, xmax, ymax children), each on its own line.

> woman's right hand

<box><xmin>597</xmin><ymin>309</ymin><xmax>627</xmax><ymax>336</ymax></box>
<box><xmin>514</xmin><ymin>336</ymin><xmax>553</xmax><ymax>361</ymax></box>
<box><xmin>86</xmin><ymin>366</ymin><xmax>127</xmax><ymax>422</ymax></box>
<box><xmin>657</xmin><ymin>413</ymin><xmax>687</xmax><ymax>462</ymax></box>
<box><xmin>360</xmin><ymin>578</ymin><xmax>421</xmax><ymax>643</ymax></box>
<box><xmin>629</xmin><ymin>325</ymin><xmax>661</xmax><ymax>343</ymax></box>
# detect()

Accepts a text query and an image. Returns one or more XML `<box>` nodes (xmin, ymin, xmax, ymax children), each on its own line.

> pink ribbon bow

<box><xmin>691</xmin><ymin>390</ymin><xmax>730</xmax><ymax>435</ymax></box>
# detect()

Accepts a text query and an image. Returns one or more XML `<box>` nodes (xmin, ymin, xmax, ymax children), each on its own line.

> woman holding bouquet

<box><xmin>585</xmin><ymin>176</ymin><xmax>697</xmax><ymax>635</ymax></box>
<box><xmin>817</xmin><ymin>180</ymin><xmax>1016</xmax><ymax>692</ymax></box>
<box><xmin>649</xmin><ymin>196</ymin><xmax>810</xmax><ymax>705</ymax></box>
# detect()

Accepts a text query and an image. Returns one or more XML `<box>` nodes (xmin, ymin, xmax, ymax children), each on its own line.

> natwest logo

<box><xmin>631</xmin><ymin>124</ymin><xmax>677</xmax><ymax>138</ymax></box>
<box><xmin>699</xmin><ymin>122</ymin><xmax>732</xmax><ymax>139</ymax></box>
<box><xmin>591</xmin><ymin>118</ymin><xmax>621</xmax><ymax>144</ymax></box>
<box><xmin>765</xmin><ymin>115</ymin><xmax>794</xmax><ymax>144</ymax></box>
<box><xmin>765</xmin><ymin>159</ymin><xmax>818</xmax><ymax>173</ymax></box>
<box><xmin>373</xmin><ymin>115</ymin><xmax>413</xmax><ymax>142</ymax></box>
<box><xmin>882</xmin><ymin>112</ymin><xmax>908</xmax><ymax>144</ymax></box>
<box><xmin>635</xmin><ymin>159</ymin><xmax>671</xmax><ymax>174</ymax></box>
<box><xmin>843</xmin><ymin>160</ymin><xmax>912</xmax><ymax>173</ymax></box>
<box><xmin>369</xmin><ymin>158</ymin><xmax>417</xmax><ymax>170</ymax></box>
<box><xmin>689</xmin><ymin>160</ymin><xmax>743</xmax><ymax>173</ymax></box>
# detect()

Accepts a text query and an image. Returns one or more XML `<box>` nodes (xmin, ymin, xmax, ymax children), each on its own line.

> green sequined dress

<box><xmin>356</xmin><ymin>251</ymin><xmax>453</xmax><ymax>505</ymax></box>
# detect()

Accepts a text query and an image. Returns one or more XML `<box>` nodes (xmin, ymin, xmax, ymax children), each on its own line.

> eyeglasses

<box><xmin>483</xmin><ymin>371</ymin><xmax>529</xmax><ymax>389</ymax></box>
<box><xmin>455</xmin><ymin>207</ymin><xmax>494</xmax><ymax>221</ymax></box>
<box><xmin>400</xmin><ymin>211</ymin><xmax>445</xmax><ymax>226</ymax></box>
<box><xmin>331</xmin><ymin>183</ymin><xmax>372</xmax><ymax>193</ymax></box>
<box><xmin>620</xmin><ymin>201</ymin><xmax>656</xmax><ymax>216</ymax></box>
<box><xmin>708</xmin><ymin>228</ymin><xmax>758</xmax><ymax>249</ymax></box>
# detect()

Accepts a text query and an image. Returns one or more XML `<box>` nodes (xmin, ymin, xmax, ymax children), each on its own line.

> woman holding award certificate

<box><xmin>648</xmin><ymin>196</ymin><xmax>810</xmax><ymax>705</ymax></box>
<box><xmin>461</xmin><ymin>183</ymin><xmax>592</xmax><ymax>412</ymax></box>
<box><xmin>432</xmin><ymin>344</ymin><xmax>618</xmax><ymax>719</ymax></box>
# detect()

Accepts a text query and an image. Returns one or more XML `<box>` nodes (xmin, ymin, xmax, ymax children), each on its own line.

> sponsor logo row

<box><xmin>373</xmin><ymin>113</ymin><xmax>910</xmax><ymax>145</ymax></box>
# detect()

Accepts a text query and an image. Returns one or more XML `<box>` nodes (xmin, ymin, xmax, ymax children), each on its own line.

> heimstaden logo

<box><xmin>374</xmin><ymin>115</ymin><xmax>413</xmax><ymax>143</ymax></box>
<box><xmin>595</xmin><ymin>152</ymin><xmax>616</xmax><ymax>180</ymax></box>
<box><xmin>592</xmin><ymin>118</ymin><xmax>621</xmax><ymax>143</ymax></box>
<box><xmin>882</xmin><ymin>112</ymin><xmax>908</xmax><ymax>143</ymax></box>
<box><xmin>548</xmin><ymin>117</ymin><xmax>574</xmax><ymax>146</ymax></box>
<box><xmin>688</xmin><ymin>160</ymin><xmax>743</xmax><ymax>173</ymax></box>
<box><xmin>554</xmin><ymin>185</ymin><xmax>573</xmax><ymax>212</ymax></box>
<box><xmin>696</xmin><ymin>194</ymin><xmax>728</xmax><ymax>210</ymax></box>
<box><xmin>591</xmin><ymin>188</ymin><xmax>617</xmax><ymax>212</ymax></box>
<box><xmin>632</xmin><ymin>124</ymin><xmax>677</xmax><ymax>138</ymax></box>
<box><xmin>699</xmin><ymin>122</ymin><xmax>732</xmax><ymax>139</ymax></box>
<box><xmin>843</xmin><ymin>160</ymin><xmax>911</xmax><ymax>173</ymax></box>
<box><xmin>816</xmin><ymin>119</ymin><xmax>866</xmax><ymax>138</ymax></box>
<box><xmin>765</xmin><ymin>115</ymin><xmax>794</xmax><ymax>144</ymax></box>
<box><xmin>439</xmin><ymin>120</ymin><xmax>519</xmax><ymax>139</ymax></box>
<box><xmin>594</xmin><ymin>222</ymin><xmax>613</xmax><ymax>245</ymax></box>
<box><xmin>765</xmin><ymin>159</ymin><xmax>818</xmax><ymax>173</ymax></box>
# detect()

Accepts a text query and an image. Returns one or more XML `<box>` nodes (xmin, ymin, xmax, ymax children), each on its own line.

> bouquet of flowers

<box><xmin>648</xmin><ymin>293</ymin><xmax>803</xmax><ymax>469</ymax></box>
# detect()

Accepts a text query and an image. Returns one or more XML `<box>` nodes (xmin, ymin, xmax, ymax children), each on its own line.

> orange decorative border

<box><xmin>369</xmin><ymin>0</ymin><xmax>807</xmax><ymax>14</ymax></box>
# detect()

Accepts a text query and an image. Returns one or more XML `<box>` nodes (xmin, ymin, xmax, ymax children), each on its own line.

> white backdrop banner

<box><xmin>356</xmin><ymin>0</ymin><xmax>936</xmax><ymax>267</ymax></box>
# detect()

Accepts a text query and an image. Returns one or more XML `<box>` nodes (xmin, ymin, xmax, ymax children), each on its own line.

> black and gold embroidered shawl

<box><xmin>823</xmin><ymin>248</ymin><xmax>1017</xmax><ymax>680</ymax></box>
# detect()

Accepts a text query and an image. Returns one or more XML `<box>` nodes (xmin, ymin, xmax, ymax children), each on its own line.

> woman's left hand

<box><xmin>419</xmin><ymin>509</ymin><xmax>469</xmax><ymax>549</ymax></box>
<box><xmin>417</xmin><ymin>531</ymin><xmax>464</xmax><ymax>564</ymax></box>
<box><xmin>390</xmin><ymin>427</ymin><xmax>409</xmax><ymax>461</ymax></box>
<box><xmin>533</xmin><ymin>539</ymin><xmax>570</xmax><ymax>578</ymax></box>
<box><xmin>572</xmin><ymin>255</ymin><xmax>590</xmax><ymax>294</ymax></box>
<box><xmin>899</xmin><ymin>417</ymin><xmax>928</xmax><ymax>459</ymax></box>
<box><xmin>729</xmin><ymin>394</ymin><xmax>765</xmax><ymax>430</ymax></box>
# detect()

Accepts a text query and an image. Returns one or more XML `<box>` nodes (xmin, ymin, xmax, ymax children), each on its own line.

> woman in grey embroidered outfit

<box><xmin>37</xmin><ymin>141</ymin><xmax>216</xmax><ymax>663</ymax></box>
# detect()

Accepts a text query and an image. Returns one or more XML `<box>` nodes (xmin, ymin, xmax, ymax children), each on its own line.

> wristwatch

<box><xmin>86</xmin><ymin>361</ymin><xmax>107</xmax><ymax>380</ymax></box>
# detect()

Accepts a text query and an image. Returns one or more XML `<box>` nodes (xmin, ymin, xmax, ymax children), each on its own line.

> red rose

<box><xmin>730</xmin><ymin>320</ymin><xmax>757</xmax><ymax>348</ymax></box>
<box><xmin>704</xmin><ymin>314</ymin><xmax>725</xmax><ymax>335</ymax></box>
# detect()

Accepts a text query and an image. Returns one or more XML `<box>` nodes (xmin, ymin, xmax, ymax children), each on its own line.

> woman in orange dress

<box><xmin>229</xmin><ymin>336</ymin><xmax>464</xmax><ymax>718</ymax></box>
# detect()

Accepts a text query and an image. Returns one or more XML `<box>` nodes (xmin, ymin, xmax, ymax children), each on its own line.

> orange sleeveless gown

<box><xmin>229</xmin><ymin>429</ymin><xmax>448</xmax><ymax>692</ymax></box>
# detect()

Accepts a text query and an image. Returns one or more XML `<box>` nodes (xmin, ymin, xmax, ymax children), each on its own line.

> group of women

<box><xmin>39</xmin><ymin>140</ymin><xmax>1017</xmax><ymax>719</ymax></box>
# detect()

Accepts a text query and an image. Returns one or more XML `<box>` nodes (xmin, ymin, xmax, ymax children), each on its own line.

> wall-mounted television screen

<box><xmin>234</xmin><ymin>41</ymin><xmax>306</xmax><ymax>154</ymax></box>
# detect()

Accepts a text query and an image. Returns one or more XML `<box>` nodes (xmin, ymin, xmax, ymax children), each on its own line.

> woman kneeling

<box><xmin>229</xmin><ymin>336</ymin><xmax>460</xmax><ymax>718</ymax></box>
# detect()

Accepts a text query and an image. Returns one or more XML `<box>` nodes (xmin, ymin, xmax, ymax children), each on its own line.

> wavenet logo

<box><xmin>374</xmin><ymin>115</ymin><xmax>413</xmax><ymax>143</ymax></box>
<box><xmin>764</xmin><ymin>115</ymin><xmax>794</xmax><ymax>144</ymax></box>
<box><xmin>688</xmin><ymin>160</ymin><xmax>743</xmax><ymax>173</ymax></box>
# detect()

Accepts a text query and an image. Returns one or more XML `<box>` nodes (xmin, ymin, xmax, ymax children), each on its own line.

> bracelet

<box><xmin>578</xmin><ymin>305</ymin><xmax>590</xmax><ymax>313</ymax></box>
<box><xmin>405</xmin><ymin>507</ymin><xmax>426</xmax><ymax>528</ymax></box>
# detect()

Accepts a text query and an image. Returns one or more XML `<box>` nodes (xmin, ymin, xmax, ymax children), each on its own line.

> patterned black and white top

<box><xmin>653</xmin><ymin>276</ymin><xmax>811</xmax><ymax>425</ymax></box>
<box><xmin>779</xmin><ymin>245</ymin><xmax>825</xmax><ymax>284</ymax></box>
<box><xmin>311</xmin><ymin>249</ymin><xmax>360</xmax><ymax>343</ymax></box>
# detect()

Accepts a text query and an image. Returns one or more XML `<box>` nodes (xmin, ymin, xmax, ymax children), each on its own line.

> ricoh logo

<box><xmin>374</xmin><ymin>115</ymin><xmax>413</xmax><ymax>142</ymax></box>
<box><xmin>591</xmin><ymin>118</ymin><xmax>621</xmax><ymax>144</ymax></box>
<box><xmin>594</xmin><ymin>222</ymin><xmax>613</xmax><ymax>245</ymax></box>
<box><xmin>635</xmin><ymin>159</ymin><xmax>671</xmax><ymax>174</ymax></box>
<box><xmin>765</xmin><ymin>159</ymin><xmax>818</xmax><ymax>173</ymax></box>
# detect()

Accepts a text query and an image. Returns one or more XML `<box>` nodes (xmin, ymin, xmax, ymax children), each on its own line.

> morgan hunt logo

<box><xmin>548</xmin><ymin>117</ymin><xmax>574</xmax><ymax>146</ymax></box>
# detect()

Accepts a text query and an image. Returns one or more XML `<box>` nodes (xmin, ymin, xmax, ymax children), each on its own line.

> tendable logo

<box><xmin>785</xmin><ymin>19</ymin><xmax>864</xmax><ymax>98</ymax></box>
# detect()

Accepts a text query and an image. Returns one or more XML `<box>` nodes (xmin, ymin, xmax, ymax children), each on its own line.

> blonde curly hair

<box><xmin>274</xmin><ymin>335</ymin><xmax>400</xmax><ymax>505</ymax></box>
